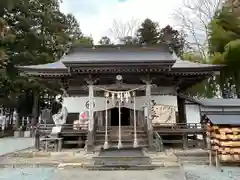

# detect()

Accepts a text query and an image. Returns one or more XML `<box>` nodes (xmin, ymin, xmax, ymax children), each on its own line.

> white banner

<box><xmin>152</xmin><ymin>105</ymin><xmax>176</xmax><ymax>124</ymax></box>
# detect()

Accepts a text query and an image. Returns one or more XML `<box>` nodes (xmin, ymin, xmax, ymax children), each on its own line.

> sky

<box><xmin>60</xmin><ymin>0</ymin><xmax>183</xmax><ymax>44</ymax></box>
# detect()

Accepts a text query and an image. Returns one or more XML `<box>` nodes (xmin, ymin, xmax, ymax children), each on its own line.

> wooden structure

<box><xmin>18</xmin><ymin>44</ymin><xmax>222</xmax><ymax>151</ymax></box>
<box><xmin>205</xmin><ymin>113</ymin><xmax>240</xmax><ymax>166</ymax></box>
<box><xmin>153</xmin><ymin>123</ymin><xmax>206</xmax><ymax>149</ymax></box>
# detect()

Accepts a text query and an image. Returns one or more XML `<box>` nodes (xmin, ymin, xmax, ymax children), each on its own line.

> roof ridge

<box><xmin>68</xmin><ymin>44</ymin><xmax>171</xmax><ymax>54</ymax></box>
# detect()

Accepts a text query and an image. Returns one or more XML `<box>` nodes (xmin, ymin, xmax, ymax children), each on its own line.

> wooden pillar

<box><xmin>209</xmin><ymin>149</ymin><xmax>213</xmax><ymax>166</ymax></box>
<box><xmin>34</xmin><ymin>128</ymin><xmax>40</xmax><ymax>150</ymax></box>
<box><xmin>177</xmin><ymin>94</ymin><xmax>187</xmax><ymax>124</ymax></box>
<box><xmin>86</xmin><ymin>80</ymin><xmax>95</xmax><ymax>151</ymax></box>
<box><xmin>182</xmin><ymin>133</ymin><xmax>188</xmax><ymax>150</ymax></box>
<box><xmin>146</xmin><ymin>82</ymin><xmax>153</xmax><ymax>147</ymax></box>
<box><xmin>202</xmin><ymin>132</ymin><xmax>207</xmax><ymax>149</ymax></box>
<box><xmin>31</xmin><ymin>92</ymin><xmax>39</xmax><ymax>135</ymax></box>
<box><xmin>99</xmin><ymin>111</ymin><xmax>103</xmax><ymax>127</ymax></box>
<box><xmin>215</xmin><ymin>150</ymin><xmax>220</xmax><ymax>168</ymax></box>
<box><xmin>130</xmin><ymin>110</ymin><xmax>134</xmax><ymax>126</ymax></box>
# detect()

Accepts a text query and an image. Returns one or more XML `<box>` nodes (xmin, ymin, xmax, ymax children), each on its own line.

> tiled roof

<box><xmin>18</xmin><ymin>58</ymin><xmax>221</xmax><ymax>71</ymax></box>
<box><xmin>172</xmin><ymin>59</ymin><xmax>221</xmax><ymax>69</ymax></box>
<box><xmin>197</xmin><ymin>99</ymin><xmax>240</xmax><ymax>107</ymax></box>
<box><xmin>171</xmin><ymin>54</ymin><xmax>222</xmax><ymax>69</ymax></box>
<box><xmin>61</xmin><ymin>51</ymin><xmax>175</xmax><ymax>63</ymax></box>
<box><xmin>19</xmin><ymin>61</ymin><xmax>67</xmax><ymax>70</ymax></box>
<box><xmin>17</xmin><ymin>45</ymin><xmax>222</xmax><ymax>74</ymax></box>
<box><xmin>206</xmin><ymin>114</ymin><xmax>240</xmax><ymax>125</ymax></box>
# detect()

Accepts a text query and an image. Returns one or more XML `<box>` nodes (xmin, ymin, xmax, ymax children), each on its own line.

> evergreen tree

<box><xmin>99</xmin><ymin>36</ymin><xmax>112</xmax><ymax>45</ymax></box>
<box><xmin>208</xmin><ymin>7</ymin><xmax>240</xmax><ymax>97</ymax></box>
<box><xmin>120</xmin><ymin>36</ymin><xmax>138</xmax><ymax>45</ymax></box>
<box><xmin>137</xmin><ymin>18</ymin><xmax>160</xmax><ymax>44</ymax></box>
<box><xmin>159</xmin><ymin>25</ymin><xmax>187</xmax><ymax>57</ymax></box>
<box><xmin>0</xmin><ymin>0</ymin><xmax>86</xmax><ymax>116</ymax></box>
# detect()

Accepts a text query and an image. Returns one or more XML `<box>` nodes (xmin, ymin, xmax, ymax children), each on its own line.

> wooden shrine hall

<box><xmin>18</xmin><ymin>44</ymin><xmax>222</xmax><ymax>151</ymax></box>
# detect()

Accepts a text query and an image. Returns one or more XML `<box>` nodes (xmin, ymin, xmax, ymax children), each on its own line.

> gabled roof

<box><xmin>62</xmin><ymin>45</ymin><xmax>175</xmax><ymax>64</ymax></box>
<box><xmin>17</xmin><ymin>45</ymin><xmax>223</xmax><ymax>77</ymax></box>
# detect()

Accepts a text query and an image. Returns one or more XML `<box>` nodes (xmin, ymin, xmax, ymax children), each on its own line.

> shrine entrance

<box><xmin>110</xmin><ymin>107</ymin><xmax>130</xmax><ymax>126</ymax></box>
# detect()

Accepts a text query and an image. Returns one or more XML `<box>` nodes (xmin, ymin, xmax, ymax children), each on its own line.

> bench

<box><xmin>41</xmin><ymin>137</ymin><xmax>63</xmax><ymax>152</ymax></box>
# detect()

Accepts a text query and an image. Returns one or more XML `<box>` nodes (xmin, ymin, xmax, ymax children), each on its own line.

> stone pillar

<box><xmin>87</xmin><ymin>81</ymin><xmax>94</xmax><ymax>151</ymax></box>
<box><xmin>146</xmin><ymin>82</ymin><xmax>153</xmax><ymax>147</ymax></box>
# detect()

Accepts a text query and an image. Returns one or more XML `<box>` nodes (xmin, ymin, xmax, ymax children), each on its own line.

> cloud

<box><xmin>60</xmin><ymin>0</ymin><xmax>182</xmax><ymax>44</ymax></box>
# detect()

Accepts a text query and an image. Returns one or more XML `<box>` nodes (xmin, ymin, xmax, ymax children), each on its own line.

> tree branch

<box><xmin>173</xmin><ymin>0</ymin><xmax>222</xmax><ymax>59</ymax></box>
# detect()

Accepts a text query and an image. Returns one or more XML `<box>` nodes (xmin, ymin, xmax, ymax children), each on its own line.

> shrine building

<box><xmin>18</xmin><ymin>44</ymin><xmax>222</xmax><ymax>151</ymax></box>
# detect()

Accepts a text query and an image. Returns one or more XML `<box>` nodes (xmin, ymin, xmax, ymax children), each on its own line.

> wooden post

<box><xmin>209</xmin><ymin>149</ymin><xmax>213</xmax><ymax>166</ymax></box>
<box><xmin>145</xmin><ymin>82</ymin><xmax>153</xmax><ymax>148</ymax></box>
<box><xmin>87</xmin><ymin>80</ymin><xmax>95</xmax><ymax>152</ymax></box>
<box><xmin>202</xmin><ymin>132</ymin><xmax>207</xmax><ymax>149</ymax></box>
<box><xmin>58</xmin><ymin>138</ymin><xmax>62</xmax><ymax>152</ymax></box>
<box><xmin>215</xmin><ymin>150</ymin><xmax>220</xmax><ymax>168</ymax></box>
<box><xmin>34</xmin><ymin>128</ymin><xmax>40</xmax><ymax>150</ymax></box>
<box><xmin>182</xmin><ymin>133</ymin><xmax>188</xmax><ymax>150</ymax></box>
<box><xmin>177</xmin><ymin>95</ymin><xmax>186</xmax><ymax>124</ymax></box>
<box><xmin>31</xmin><ymin>92</ymin><xmax>39</xmax><ymax>127</ymax></box>
<box><xmin>45</xmin><ymin>140</ymin><xmax>48</xmax><ymax>152</ymax></box>
<box><xmin>54</xmin><ymin>140</ymin><xmax>58</xmax><ymax>152</ymax></box>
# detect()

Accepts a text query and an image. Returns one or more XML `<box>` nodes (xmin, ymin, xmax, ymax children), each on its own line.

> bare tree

<box><xmin>109</xmin><ymin>18</ymin><xmax>140</xmax><ymax>43</ymax></box>
<box><xmin>173</xmin><ymin>0</ymin><xmax>223</xmax><ymax>59</ymax></box>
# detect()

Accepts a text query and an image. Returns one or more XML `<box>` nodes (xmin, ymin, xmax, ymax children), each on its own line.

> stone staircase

<box><xmin>84</xmin><ymin>147</ymin><xmax>182</xmax><ymax>170</ymax></box>
<box><xmin>95</xmin><ymin>126</ymin><xmax>148</xmax><ymax>148</ymax></box>
<box><xmin>88</xmin><ymin>147</ymin><xmax>154</xmax><ymax>170</ymax></box>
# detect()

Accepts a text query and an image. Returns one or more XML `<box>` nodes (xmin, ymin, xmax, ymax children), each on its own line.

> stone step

<box><xmin>95</xmin><ymin>139</ymin><xmax>148</xmax><ymax>143</ymax></box>
<box><xmin>85</xmin><ymin>164</ymin><xmax>157</xmax><ymax>170</ymax></box>
<box><xmin>94</xmin><ymin>144</ymin><xmax>148</xmax><ymax>149</ymax></box>
<box><xmin>151</xmin><ymin>161</ymin><xmax>181</xmax><ymax>167</ymax></box>
<box><xmin>178</xmin><ymin>156</ymin><xmax>209</xmax><ymax>165</ymax></box>
<box><xmin>93</xmin><ymin>156</ymin><xmax>151</xmax><ymax>166</ymax></box>
<box><xmin>97</xmin><ymin>134</ymin><xmax>147</xmax><ymax>137</ymax></box>
<box><xmin>95</xmin><ymin>136</ymin><xmax>148</xmax><ymax>140</ymax></box>
<box><xmin>96</xmin><ymin>130</ymin><xmax>146</xmax><ymax>133</ymax></box>
<box><xmin>150</xmin><ymin>157</ymin><xmax>178</xmax><ymax>162</ymax></box>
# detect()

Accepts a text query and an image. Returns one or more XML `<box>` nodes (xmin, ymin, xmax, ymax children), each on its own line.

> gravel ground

<box><xmin>0</xmin><ymin>165</ymin><xmax>240</xmax><ymax>180</ymax></box>
<box><xmin>0</xmin><ymin>138</ymin><xmax>34</xmax><ymax>156</ymax></box>
<box><xmin>184</xmin><ymin>165</ymin><xmax>240</xmax><ymax>180</ymax></box>
<box><xmin>1</xmin><ymin>139</ymin><xmax>240</xmax><ymax>180</ymax></box>
<box><xmin>0</xmin><ymin>167</ymin><xmax>184</xmax><ymax>180</ymax></box>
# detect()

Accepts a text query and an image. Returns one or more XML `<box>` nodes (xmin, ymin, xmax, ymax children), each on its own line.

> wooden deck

<box><xmin>36</xmin><ymin>123</ymin><xmax>88</xmax><ymax>148</ymax></box>
<box><xmin>153</xmin><ymin>123</ymin><xmax>207</xmax><ymax>149</ymax></box>
<box><xmin>38</xmin><ymin>124</ymin><xmax>88</xmax><ymax>136</ymax></box>
<box><xmin>153</xmin><ymin>123</ymin><xmax>206</xmax><ymax>134</ymax></box>
<box><xmin>36</xmin><ymin>123</ymin><xmax>207</xmax><ymax>150</ymax></box>
<box><xmin>38</xmin><ymin>123</ymin><xmax>205</xmax><ymax>134</ymax></box>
